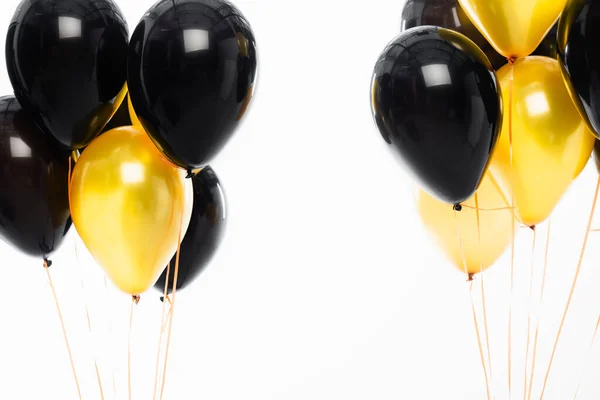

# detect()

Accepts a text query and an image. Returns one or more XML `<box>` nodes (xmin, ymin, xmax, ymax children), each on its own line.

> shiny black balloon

<box><xmin>128</xmin><ymin>0</ymin><xmax>257</xmax><ymax>170</ymax></box>
<box><xmin>6</xmin><ymin>0</ymin><xmax>129</xmax><ymax>149</ymax></box>
<box><xmin>558</xmin><ymin>0</ymin><xmax>600</xmax><ymax>136</ymax></box>
<box><xmin>371</xmin><ymin>27</ymin><xmax>501</xmax><ymax>204</ymax></box>
<box><xmin>0</xmin><ymin>96</ymin><xmax>72</xmax><ymax>257</ymax></box>
<box><xmin>154</xmin><ymin>166</ymin><xmax>226</xmax><ymax>294</ymax></box>
<box><xmin>533</xmin><ymin>22</ymin><xmax>558</xmax><ymax>58</ymax></box>
<box><xmin>401</xmin><ymin>0</ymin><xmax>506</xmax><ymax>70</ymax></box>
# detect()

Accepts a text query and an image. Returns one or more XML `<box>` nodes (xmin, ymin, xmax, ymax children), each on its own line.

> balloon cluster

<box><xmin>371</xmin><ymin>0</ymin><xmax>598</xmax><ymax>276</ymax></box>
<box><xmin>1</xmin><ymin>0</ymin><xmax>256</xmax><ymax>296</ymax></box>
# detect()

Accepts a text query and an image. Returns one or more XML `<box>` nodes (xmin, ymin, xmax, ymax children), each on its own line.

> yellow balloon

<box><xmin>127</xmin><ymin>93</ymin><xmax>142</xmax><ymax>128</ymax></box>
<box><xmin>490</xmin><ymin>57</ymin><xmax>594</xmax><ymax>227</ymax></box>
<box><xmin>417</xmin><ymin>171</ymin><xmax>517</xmax><ymax>276</ymax></box>
<box><xmin>70</xmin><ymin>126</ymin><xmax>192</xmax><ymax>295</ymax></box>
<box><xmin>458</xmin><ymin>0</ymin><xmax>566</xmax><ymax>59</ymax></box>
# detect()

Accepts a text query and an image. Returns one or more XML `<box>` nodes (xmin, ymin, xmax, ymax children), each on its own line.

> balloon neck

<box><xmin>453</xmin><ymin>203</ymin><xmax>463</xmax><ymax>212</ymax></box>
<box><xmin>160</xmin><ymin>295</ymin><xmax>172</xmax><ymax>304</ymax></box>
<box><xmin>132</xmin><ymin>295</ymin><xmax>141</xmax><ymax>305</ymax></box>
<box><xmin>507</xmin><ymin>57</ymin><xmax>517</xmax><ymax>65</ymax></box>
<box><xmin>467</xmin><ymin>273</ymin><xmax>474</xmax><ymax>282</ymax></box>
<box><xmin>43</xmin><ymin>257</ymin><xmax>52</xmax><ymax>268</ymax></box>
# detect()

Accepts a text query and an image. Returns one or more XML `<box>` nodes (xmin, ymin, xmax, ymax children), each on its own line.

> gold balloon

<box><xmin>490</xmin><ymin>57</ymin><xmax>594</xmax><ymax>227</ymax></box>
<box><xmin>458</xmin><ymin>0</ymin><xmax>566</xmax><ymax>58</ymax></box>
<box><xmin>70</xmin><ymin>126</ymin><xmax>192</xmax><ymax>295</ymax></box>
<box><xmin>128</xmin><ymin>93</ymin><xmax>142</xmax><ymax>128</ymax></box>
<box><xmin>417</xmin><ymin>171</ymin><xmax>516</xmax><ymax>275</ymax></box>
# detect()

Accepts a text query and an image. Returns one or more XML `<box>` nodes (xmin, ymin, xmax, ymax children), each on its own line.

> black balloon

<box><xmin>154</xmin><ymin>166</ymin><xmax>226</xmax><ymax>294</ymax></box>
<box><xmin>371</xmin><ymin>27</ymin><xmax>501</xmax><ymax>204</ymax></box>
<box><xmin>558</xmin><ymin>0</ymin><xmax>600</xmax><ymax>136</ymax></box>
<box><xmin>533</xmin><ymin>22</ymin><xmax>558</xmax><ymax>58</ymax></box>
<box><xmin>401</xmin><ymin>0</ymin><xmax>506</xmax><ymax>69</ymax></box>
<box><xmin>0</xmin><ymin>96</ymin><xmax>72</xmax><ymax>257</ymax></box>
<box><xmin>128</xmin><ymin>0</ymin><xmax>258</xmax><ymax>170</ymax></box>
<box><xmin>6</xmin><ymin>0</ymin><xmax>129</xmax><ymax>149</ymax></box>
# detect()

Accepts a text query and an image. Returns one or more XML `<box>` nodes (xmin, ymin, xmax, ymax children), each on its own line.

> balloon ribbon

<box><xmin>153</xmin><ymin>262</ymin><xmax>172</xmax><ymax>400</ymax></box>
<box><xmin>44</xmin><ymin>259</ymin><xmax>82</xmax><ymax>400</ymax></box>
<box><xmin>527</xmin><ymin>220</ymin><xmax>551</xmax><ymax>400</ymax></box>
<box><xmin>524</xmin><ymin>227</ymin><xmax>537</xmax><ymax>399</ymax></box>
<box><xmin>128</xmin><ymin>294</ymin><xmax>140</xmax><ymax>400</ymax></box>
<box><xmin>508</xmin><ymin>60</ymin><xmax>515</xmax><ymax>399</ymax></box>
<box><xmin>539</xmin><ymin>176</ymin><xmax>600</xmax><ymax>399</ymax></box>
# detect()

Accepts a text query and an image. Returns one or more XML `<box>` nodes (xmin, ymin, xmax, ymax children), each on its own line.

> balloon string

<box><xmin>539</xmin><ymin>176</ymin><xmax>600</xmax><ymax>399</ymax></box>
<box><xmin>527</xmin><ymin>220</ymin><xmax>551</xmax><ymax>400</ymax></box>
<box><xmin>459</xmin><ymin>205</ymin><xmax>515</xmax><ymax>212</ymax></box>
<box><xmin>475</xmin><ymin>193</ymin><xmax>494</xmax><ymax>398</ymax></box>
<box><xmin>524</xmin><ymin>227</ymin><xmax>537</xmax><ymax>400</ymax></box>
<box><xmin>159</xmin><ymin>203</ymin><xmax>185</xmax><ymax>400</ymax></box>
<box><xmin>454</xmin><ymin>207</ymin><xmax>491</xmax><ymax>399</ymax></box>
<box><xmin>128</xmin><ymin>295</ymin><xmax>140</xmax><ymax>400</ymax></box>
<box><xmin>572</xmin><ymin>314</ymin><xmax>600</xmax><ymax>399</ymax></box>
<box><xmin>74</xmin><ymin>241</ymin><xmax>106</xmax><ymax>400</ymax></box>
<box><xmin>153</xmin><ymin>262</ymin><xmax>172</xmax><ymax>400</ymax></box>
<box><xmin>470</xmin><ymin>280</ymin><xmax>492</xmax><ymax>400</ymax></box>
<box><xmin>44</xmin><ymin>259</ymin><xmax>82</xmax><ymax>400</ymax></box>
<box><xmin>508</xmin><ymin>60</ymin><xmax>515</xmax><ymax>400</ymax></box>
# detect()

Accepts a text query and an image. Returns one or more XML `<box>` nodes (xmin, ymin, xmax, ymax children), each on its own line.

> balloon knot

<box><xmin>453</xmin><ymin>204</ymin><xmax>463</xmax><ymax>212</ymax></box>
<box><xmin>508</xmin><ymin>57</ymin><xmax>517</xmax><ymax>65</ymax></box>
<box><xmin>159</xmin><ymin>295</ymin><xmax>172</xmax><ymax>304</ymax></box>
<box><xmin>43</xmin><ymin>258</ymin><xmax>52</xmax><ymax>268</ymax></box>
<box><xmin>467</xmin><ymin>273</ymin><xmax>475</xmax><ymax>282</ymax></box>
<box><xmin>132</xmin><ymin>295</ymin><xmax>141</xmax><ymax>305</ymax></box>
<box><xmin>529</xmin><ymin>225</ymin><xmax>536</xmax><ymax>231</ymax></box>
<box><xmin>186</xmin><ymin>169</ymin><xmax>196</xmax><ymax>179</ymax></box>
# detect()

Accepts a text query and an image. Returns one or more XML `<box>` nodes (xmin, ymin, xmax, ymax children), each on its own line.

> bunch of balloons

<box><xmin>371</xmin><ymin>0</ymin><xmax>599</xmax><ymax>277</ymax></box>
<box><xmin>0</xmin><ymin>0</ymin><xmax>256</xmax><ymax>297</ymax></box>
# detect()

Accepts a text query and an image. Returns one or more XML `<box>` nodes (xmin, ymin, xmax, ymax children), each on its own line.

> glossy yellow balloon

<box><xmin>490</xmin><ymin>57</ymin><xmax>594</xmax><ymax>227</ymax></box>
<box><xmin>418</xmin><ymin>171</ymin><xmax>516</xmax><ymax>276</ymax></box>
<box><xmin>127</xmin><ymin>93</ymin><xmax>142</xmax><ymax>128</ymax></box>
<box><xmin>70</xmin><ymin>126</ymin><xmax>192</xmax><ymax>295</ymax></box>
<box><xmin>458</xmin><ymin>0</ymin><xmax>566</xmax><ymax>58</ymax></box>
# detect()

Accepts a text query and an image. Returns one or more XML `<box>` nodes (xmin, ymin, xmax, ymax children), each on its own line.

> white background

<box><xmin>0</xmin><ymin>0</ymin><xmax>598</xmax><ymax>399</ymax></box>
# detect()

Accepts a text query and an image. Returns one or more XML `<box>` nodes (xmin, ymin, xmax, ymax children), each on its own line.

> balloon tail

<box><xmin>475</xmin><ymin>193</ymin><xmax>494</xmax><ymax>397</ymax></box>
<box><xmin>524</xmin><ymin>227</ymin><xmax>537</xmax><ymax>400</ymax></box>
<box><xmin>44</xmin><ymin>259</ymin><xmax>82</xmax><ymax>400</ymax></box>
<box><xmin>527</xmin><ymin>220</ymin><xmax>551</xmax><ymax>400</ymax></box>
<box><xmin>153</xmin><ymin>262</ymin><xmax>172</xmax><ymax>400</ymax></box>
<box><xmin>470</xmin><ymin>280</ymin><xmax>492</xmax><ymax>400</ymax></box>
<box><xmin>159</xmin><ymin>203</ymin><xmax>185</xmax><ymax>400</ymax></box>
<box><xmin>128</xmin><ymin>295</ymin><xmax>140</xmax><ymax>400</ymax></box>
<box><xmin>508</xmin><ymin>60</ymin><xmax>515</xmax><ymax>400</ymax></box>
<box><xmin>572</xmin><ymin>314</ymin><xmax>600</xmax><ymax>399</ymax></box>
<box><xmin>539</xmin><ymin>177</ymin><xmax>600</xmax><ymax>399</ymax></box>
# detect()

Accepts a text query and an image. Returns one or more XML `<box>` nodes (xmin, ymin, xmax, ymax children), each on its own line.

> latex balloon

<box><xmin>70</xmin><ymin>126</ymin><xmax>192</xmax><ymax>295</ymax></box>
<box><xmin>154</xmin><ymin>166</ymin><xmax>227</xmax><ymax>294</ymax></box>
<box><xmin>128</xmin><ymin>0</ymin><xmax>257</xmax><ymax>170</ymax></box>
<box><xmin>458</xmin><ymin>0</ymin><xmax>566</xmax><ymax>58</ymax></box>
<box><xmin>101</xmin><ymin>95</ymin><xmax>132</xmax><ymax>134</ymax></box>
<box><xmin>401</xmin><ymin>0</ymin><xmax>506</xmax><ymax>70</ymax></box>
<box><xmin>558</xmin><ymin>0</ymin><xmax>600</xmax><ymax>138</ymax></box>
<box><xmin>418</xmin><ymin>171</ymin><xmax>516</xmax><ymax>275</ymax></box>
<box><xmin>371</xmin><ymin>26</ymin><xmax>501</xmax><ymax>204</ymax></box>
<box><xmin>127</xmin><ymin>94</ymin><xmax>141</xmax><ymax>128</ymax></box>
<box><xmin>533</xmin><ymin>22</ymin><xmax>558</xmax><ymax>59</ymax></box>
<box><xmin>0</xmin><ymin>96</ymin><xmax>71</xmax><ymax>257</ymax></box>
<box><xmin>490</xmin><ymin>57</ymin><xmax>594</xmax><ymax>227</ymax></box>
<box><xmin>6</xmin><ymin>0</ymin><xmax>129</xmax><ymax>149</ymax></box>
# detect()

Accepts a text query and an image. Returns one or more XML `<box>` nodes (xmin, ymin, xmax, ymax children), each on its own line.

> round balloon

<box><xmin>128</xmin><ymin>0</ymin><xmax>257</xmax><ymax>170</ymax></box>
<box><xmin>558</xmin><ymin>0</ymin><xmax>600</xmax><ymax>137</ymax></box>
<box><xmin>490</xmin><ymin>57</ymin><xmax>594</xmax><ymax>227</ymax></box>
<box><xmin>458</xmin><ymin>0</ymin><xmax>565</xmax><ymax>59</ymax></box>
<box><xmin>6</xmin><ymin>0</ymin><xmax>129</xmax><ymax>150</ymax></box>
<box><xmin>154</xmin><ymin>166</ymin><xmax>227</xmax><ymax>294</ymax></box>
<box><xmin>418</xmin><ymin>171</ymin><xmax>517</xmax><ymax>276</ymax></box>
<box><xmin>70</xmin><ymin>126</ymin><xmax>192</xmax><ymax>295</ymax></box>
<box><xmin>371</xmin><ymin>26</ymin><xmax>501</xmax><ymax>204</ymax></box>
<box><xmin>401</xmin><ymin>0</ymin><xmax>506</xmax><ymax>69</ymax></box>
<box><xmin>0</xmin><ymin>96</ymin><xmax>72</xmax><ymax>257</ymax></box>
